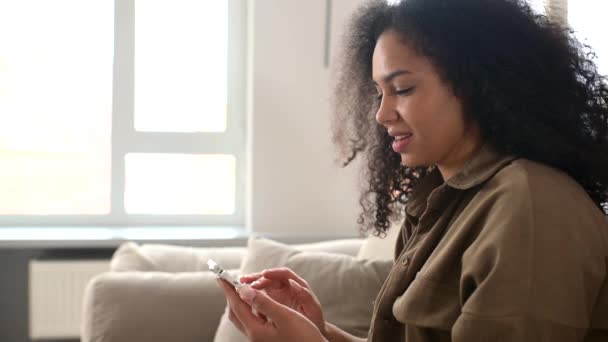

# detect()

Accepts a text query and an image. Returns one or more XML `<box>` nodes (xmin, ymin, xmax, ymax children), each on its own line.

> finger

<box><xmin>288</xmin><ymin>278</ymin><xmax>309</xmax><ymax>298</ymax></box>
<box><xmin>240</xmin><ymin>272</ymin><xmax>264</xmax><ymax>284</ymax></box>
<box><xmin>220</xmin><ymin>281</ymin><xmax>267</xmax><ymax>331</ymax></box>
<box><xmin>261</xmin><ymin>268</ymin><xmax>310</xmax><ymax>289</ymax></box>
<box><xmin>217</xmin><ymin>279</ymin><xmax>264</xmax><ymax>323</ymax></box>
<box><xmin>250</xmin><ymin>277</ymin><xmax>282</xmax><ymax>290</ymax></box>
<box><xmin>239</xmin><ymin>285</ymin><xmax>294</xmax><ymax>326</ymax></box>
<box><xmin>287</xmin><ymin>279</ymin><xmax>319</xmax><ymax>310</ymax></box>
<box><xmin>227</xmin><ymin>307</ymin><xmax>245</xmax><ymax>333</ymax></box>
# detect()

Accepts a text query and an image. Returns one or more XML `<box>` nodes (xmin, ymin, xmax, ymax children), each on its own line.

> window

<box><xmin>527</xmin><ymin>0</ymin><xmax>546</xmax><ymax>15</ymax></box>
<box><xmin>0</xmin><ymin>0</ymin><xmax>246</xmax><ymax>226</ymax></box>
<box><xmin>568</xmin><ymin>0</ymin><xmax>607</xmax><ymax>75</ymax></box>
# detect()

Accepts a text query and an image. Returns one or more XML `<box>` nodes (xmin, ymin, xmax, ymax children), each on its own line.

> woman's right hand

<box><xmin>239</xmin><ymin>267</ymin><xmax>327</xmax><ymax>337</ymax></box>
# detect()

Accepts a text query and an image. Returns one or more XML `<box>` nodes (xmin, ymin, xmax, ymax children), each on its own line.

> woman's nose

<box><xmin>375</xmin><ymin>98</ymin><xmax>399</xmax><ymax>125</ymax></box>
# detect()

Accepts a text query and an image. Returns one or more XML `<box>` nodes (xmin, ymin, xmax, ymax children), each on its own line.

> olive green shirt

<box><xmin>368</xmin><ymin>145</ymin><xmax>608</xmax><ymax>341</ymax></box>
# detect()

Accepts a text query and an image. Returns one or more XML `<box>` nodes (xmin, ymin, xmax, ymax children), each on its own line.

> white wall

<box><xmin>246</xmin><ymin>0</ymin><xmax>366</xmax><ymax>237</ymax></box>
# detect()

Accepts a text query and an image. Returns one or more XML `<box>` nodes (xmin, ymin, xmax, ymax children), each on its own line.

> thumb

<box><xmin>288</xmin><ymin>279</ymin><xmax>319</xmax><ymax>308</ymax></box>
<box><xmin>287</xmin><ymin>278</ymin><xmax>324</xmax><ymax>329</ymax></box>
<box><xmin>289</xmin><ymin>278</ymin><xmax>313</xmax><ymax>300</ymax></box>
<box><xmin>239</xmin><ymin>286</ymin><xmax>292</xmax><ymax>324</ymax></box>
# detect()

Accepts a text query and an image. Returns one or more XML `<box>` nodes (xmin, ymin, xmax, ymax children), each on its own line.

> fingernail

<box><xmin>238</xmin><ymin>286</ymin><xmax>256</xmax><ymax>304</ymax></box>
<box><xmin>251</xmin><ymin>280</ymin><xmax>261</xmax><ymax>287</ymax></box>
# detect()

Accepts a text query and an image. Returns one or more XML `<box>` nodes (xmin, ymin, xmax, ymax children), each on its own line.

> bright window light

<box><xmin>134</xmin><ymin>0</ymin><xmax>228</xmax><ymax>133</ymax></box>
<box><xmin>527</xmin><ymin>0</ymin><xmax>546</xmax><ymax>15</ymax></box>
<box><xmin>124</xmin><ymin>154</ymin><xmax>236</xmax><ymax>215</ymax></box>
<box><xmin>0</xmin><ymin>1</ymin><xmax>113</xmax><ymax>215</ymax></box>
<box><xmin>569</xmin><ymin>0</ymin><xmax>607</xmax><ymax>75</ymax></box>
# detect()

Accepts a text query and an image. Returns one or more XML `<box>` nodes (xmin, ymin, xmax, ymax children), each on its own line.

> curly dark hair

<box><xmin>331</xmin><ymin>0</ymin><xmax>608</xmax><ymax>236</ymax></box>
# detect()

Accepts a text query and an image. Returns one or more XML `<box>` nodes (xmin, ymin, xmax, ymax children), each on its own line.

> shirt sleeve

<box><xmin>452</xmin><ymin>312</ymin><xmax>588</xmax><ymax>341</ymax></box>
<box><xmin>451</xmin><ymin>175</ymin><xmax>606</xmax><ymax>342</ymax></box>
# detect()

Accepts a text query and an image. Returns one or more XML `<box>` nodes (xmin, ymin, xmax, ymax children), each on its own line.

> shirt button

<box><xmin>402</xmin><ymin>256</ymin><xmax>410</xmax><ymax>266</ymax></box>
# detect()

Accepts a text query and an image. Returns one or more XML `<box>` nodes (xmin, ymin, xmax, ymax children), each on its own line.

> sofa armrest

<box><xmin>81</xmin><ymin>270</ymin><xmax>231</xmax><ymax>342</ymax></box>
<box><xmin>110</xmin><ymin>242</ymin><xmax>246</xmax><ymax>272</ymax></box>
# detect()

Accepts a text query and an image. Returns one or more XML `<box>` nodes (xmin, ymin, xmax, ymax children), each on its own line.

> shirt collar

<box><xmin>446</xmin><ymin>144</ymin><xmax>517</xmax><ymax>190</ymax></box>
<box><xmin>405</xmin><ymin>144</ymin><xmax>517</xmax><ymax>217</ymax></box>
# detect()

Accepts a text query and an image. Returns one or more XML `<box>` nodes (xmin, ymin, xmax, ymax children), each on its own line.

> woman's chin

<box><xmin>400</xmin><ymin>155</ymin><xmax>420</xmax><ymax>168</ymax></box>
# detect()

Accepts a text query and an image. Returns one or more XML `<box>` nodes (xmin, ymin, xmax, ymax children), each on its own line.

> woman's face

<box><xmin>372</xmin><ymin>30</ymin><xmax>481</xmax><ymax>180</ymax></box>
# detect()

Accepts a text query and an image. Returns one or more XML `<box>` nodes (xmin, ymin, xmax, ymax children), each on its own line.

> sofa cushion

<box><xmin>213</xmin><ymin>237</ymin><xmax>393</xmax><ymax>342</ymax></box>
<box><xmin>291</xmin><ymin>238</ymin><xmax>363</xmax><ymax>256</ymax></box>
<box><xmin>356</xmin><ymin>225</ymin><xmax>402</xmax><ymax>261</ymax></box>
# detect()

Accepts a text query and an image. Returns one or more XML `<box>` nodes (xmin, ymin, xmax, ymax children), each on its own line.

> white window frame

<box><xmin>1</xmin><ymin>0</ymin><xmax>247</xmax><ymax>227</ymax></box>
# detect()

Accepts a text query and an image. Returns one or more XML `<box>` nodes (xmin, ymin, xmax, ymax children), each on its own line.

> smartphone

<box><xmin>207</xmin><ymin>259</ymin><xmax>243</xmax><ymax>289</ymax></box>
<box><xmin>209</xmin><ymin>258</ymin><xmax>263</xmax><ymax>318</ymax></box>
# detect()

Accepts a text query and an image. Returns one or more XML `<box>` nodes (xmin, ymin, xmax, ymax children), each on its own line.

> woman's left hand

<box><xmin>217</xmin><ymin>278</ymin><xmax>328</xmax><ymax>342</ymax></box>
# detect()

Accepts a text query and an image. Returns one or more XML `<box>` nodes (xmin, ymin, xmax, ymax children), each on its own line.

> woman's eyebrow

<box><xmin>373</xmin><ymin>69</ymin><xmax>412</xmax><ymax>85</ymax></box>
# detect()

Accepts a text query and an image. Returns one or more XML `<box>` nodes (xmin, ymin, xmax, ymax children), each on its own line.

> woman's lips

<box><xmin>392</xmin><ymin>134</ymin><xmax>413</xmax><ymax>152</ymax></box>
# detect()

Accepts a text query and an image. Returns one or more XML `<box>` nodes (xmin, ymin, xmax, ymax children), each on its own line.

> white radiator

<box><xmin>29</xmin><ymin>259</ymin><xmax>110</xmax><ymax>340</ymax></box>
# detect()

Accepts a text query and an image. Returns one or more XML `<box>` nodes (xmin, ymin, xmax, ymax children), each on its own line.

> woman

<box><xmin>217</xmin><ymin>0</ymin><xmax>608</xmax><ymax>341</ymax></box>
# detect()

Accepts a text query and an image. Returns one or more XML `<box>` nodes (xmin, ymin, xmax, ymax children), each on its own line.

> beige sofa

<box><xmin>81</xmin><ymin>229</ymin><xmax>399</xmax><ymax>342</ymax></box>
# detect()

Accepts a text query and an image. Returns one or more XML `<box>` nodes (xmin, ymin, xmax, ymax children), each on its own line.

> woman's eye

<box><xmin>395</xmin><ymin>87</ymin><xmax>415</xmax><ymax>96</ymax></box>
<box><xmin>374</xmin><ymin>87</ymin><xmax>413</xmax><ymax>102</ymax></box>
